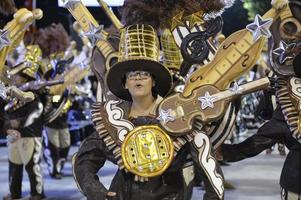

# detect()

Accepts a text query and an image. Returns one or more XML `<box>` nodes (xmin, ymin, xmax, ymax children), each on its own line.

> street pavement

<box><xmin>0</xmin><ymin>143</ymin><xmax>285</xmax><ymax>200</ymax></box>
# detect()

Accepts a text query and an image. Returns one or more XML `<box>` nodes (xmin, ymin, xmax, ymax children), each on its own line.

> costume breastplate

<box><xmin>91</xmin><ymin>100</ymin><xmax>188</xmax><ymax>181</ymax></box>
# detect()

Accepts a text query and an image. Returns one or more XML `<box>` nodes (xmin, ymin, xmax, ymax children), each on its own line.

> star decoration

<box><xmin>0</xmin><ymin>81</ymin><xmax>7</xmax><ymax>100</ymax></box>
<box><xmin>0</xmin><ymin>29</ymin><xmax>11</xmax><ymax>50</ymax></box>
<box><xmin>198</xmin><ymin>91</ymin><xmax>217</xmax><ymax>110</ymax></box>
<box><xmin>229</xmin><ymin>81</ymin><xmax>243</xmax><ymax>94</ymax></box>
<box><xmin>273</xmin><ymin>40</ymin><xmax>296</xmax><ymax>64</ymax></box>
<box><xmin>63</xmin><ymin>0</ymin><xmax>80</xmax><ymax>10</ymax></box>
<box><xmin>83</xmin><ymin>23</ymin><xmax>104</xmax><ymax>46</ymax></box>
<box><xmin>157</xmin><ymin>109</ymin><xmax>175</xmax><ymax>124</ymax></box>
<box><xmin>24</xmin><ymin>61</ymin><xmax>33</xmax><ymax>68</ymax></box>
<box><xmin>246</xmin><ymin>14</ymin><xmax>273</xmax><ymax>41</ymax></box>
<box><xmin>183</xmin><ymin>11</ymin><xmax>205</xmax><ymax>30</ymax></box>
<box><xmin>170</xmin><ymin>11</ymin><xmax>186</xmax><ymax>31</ymax></box>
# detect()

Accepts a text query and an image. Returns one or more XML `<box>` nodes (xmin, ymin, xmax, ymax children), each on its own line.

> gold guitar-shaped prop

<box><xmin>183</xmin><ymin>6</ymin><xmax>287</xmax><ymax>97</ymax></box>
<box><xmin>182</xmin><ymin>29</ymin><xmax>265</xmax><ymax>96</ymax></box>
<box><xmin>0</xmin><ymin>81</ymin><xmax>35</xmax><ymax>104</ymax></box>
<box><xmin>157</xmin><ymin>21</ymin><xmax>268</xmax><ymax>135</ymax></box>
<box><xmin>0</xmin><ymin>8</ymin><xmax>43</xmax><ymax>74</ymax></box>
<box><xmin>158</xmin><ymin>77</ymin><xmax>270</xmax><ymax>135</ymax></box>
<box><xmin>62</xmin><ymin>0</ymin><xmax>119</xmax><ymax>71</ymax></box>
<box><xmin>49</xmin><ymin>59</ymin><xmax>90</xmax><ymax>95</ymax></box>
<box><xmin>96</xmin><ymin>0</ymin><xmax>123</xmax><ymax>30</ymax></box>
<box><xmin>157</xmin><ymin>4</ymin><xmax>291</xmax><ymax>135</ymax></box>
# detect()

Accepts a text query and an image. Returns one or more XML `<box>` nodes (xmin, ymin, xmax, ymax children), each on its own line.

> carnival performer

<box><xmin>43</xmin><ymin>94</ymin><xmax>72</xmax><ymax>179</ymax></box>
<box><xmin>221</xmin><ymin>1</ymin><xmax>301</xmax><ymax>199</ymax></box>
<box><xmin>0</xmin><ymin>1</ymin><xmax>45</xmax><ymax>198</ymax></box>
<box><xmin>26</xmin><ymin>23</ymin><xmax>73</xmax><ymax>179</ymax></box>
<box><xmin>72</xmin><ymin>23</ymin><xmax>224</xmax><ymax>200</ymax></box>
<box><xmin>1</xmin><ymin>59</ymin><xmax>45</xmax><ymax>200</ymax></box>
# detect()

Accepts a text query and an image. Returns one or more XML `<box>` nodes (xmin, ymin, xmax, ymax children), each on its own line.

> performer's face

<box><xmin>125</xmin><ymin>71</ymin><xmax>154</xmax><ymax>99</ymax></box>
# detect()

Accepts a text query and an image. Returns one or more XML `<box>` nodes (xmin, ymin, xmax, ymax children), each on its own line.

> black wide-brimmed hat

<box><xmin>106</xmin><ymin>24</ymin><xmax>172</xmax><ymax>101</ymax></box>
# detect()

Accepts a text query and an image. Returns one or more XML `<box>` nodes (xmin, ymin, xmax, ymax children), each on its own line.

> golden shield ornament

<box><xmin>121</xmin><ymin>125</ymin><xmax>174</xmax><ymax>178</ymax></box>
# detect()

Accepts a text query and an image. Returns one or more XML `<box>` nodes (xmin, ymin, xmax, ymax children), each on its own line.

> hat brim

<box><xmin>106</xmin><ymin>59</ymin><xmax>172</xmax><ymax>101</ymax></box>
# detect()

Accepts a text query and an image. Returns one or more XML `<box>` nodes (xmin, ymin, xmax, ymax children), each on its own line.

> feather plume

<box><xmin>24</xmin><ymin>23</ymin><xmax>70</xmax><ymax>58</ymax></box>
<box><xmin>121</xmin><ymin>0</ymin><xmax>233</xmax><ymax>29</ymax></box>
<box><xmin>0</xmin><ymin>0</ymin><xmax>16</xmax><ymax>16</ymax></box>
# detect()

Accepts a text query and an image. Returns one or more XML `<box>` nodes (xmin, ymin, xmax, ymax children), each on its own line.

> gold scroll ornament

<box><xmin>121</xmin><ymin>125</ymin><xmax>174</xmax><ymax>178</ymax></box>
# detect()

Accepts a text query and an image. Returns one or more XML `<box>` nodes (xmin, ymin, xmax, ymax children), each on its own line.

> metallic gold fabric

<box><xmin>121</xmin><ymin>125</ymin><xmax>174</xmax><ymax>178</ymax></box>
<box><xmin>118</xmin><ymin>25</ymin><xmax>160</xmax><ymax>63</ymax></box>
<box><xmin>161</xmin><ymin>29</ymin><xmax>183</xmax><ymax>72</ymax></box>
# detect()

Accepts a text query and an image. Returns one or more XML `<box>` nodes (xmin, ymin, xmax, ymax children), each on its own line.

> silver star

<box><xmin>24</xmin><ymin>61</ymin><xmax>33</xmax><ymax>68</ymax></box>
<box><xmin>0</xmin><ymin>81</ymin><xmax>7</xmax><ymax>99</ymax></box>
<box><xmin>0</xmin><ymin>29</ymin><xmax>11</xmax><ymax>50</ymax></box>
<box><xmin>63</xmin><ymin>0</ymin><xmax>80</xmax><ymax>10</ymax></box>
<box><xmin>246</xmin><ymin>14</ymin><xmax>273</xmax><ymax>41</ymax></box>
<box><xmin>83</xmin><ymin>23</ymin><xmax>104</xmax><ymax>46</ymax></box>
<box><xmin>198</xmin><ymin>91</ymin><xmax>217</xmax><ymax>110</ymax></box>
<box><xmin>157</xmin><ymin>109</ymin><xmax>175</xmax><ymax>124</ymax></box>
<box><xmin>273</xmin><ymin>40</ymin><xmax>296</xmax><ymax>64</ymax></box>
<box><xmin>229</xmin><ymin>81</ymin><xmax>243</xmax><ymax>94</ymax></box>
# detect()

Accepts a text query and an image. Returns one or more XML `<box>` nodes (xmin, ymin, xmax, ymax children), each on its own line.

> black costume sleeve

<box><xmin>17</xmin><ymin>99</ymin><xmax>44</xmax><ymax>137</ymax></box>
<box><xmin>222</xmin><ymin>106</ymin><xmax>288</xmax><ymax>162</ymax></box>
<box><xmin>18</xmin><ymin>119</ymin><xmax>43</xmax><ymax>137</ymax></box>
<box><xmin>73</xmin><ymin>132</ymin><xmax>110</xmax><ymax>200</ymax></box>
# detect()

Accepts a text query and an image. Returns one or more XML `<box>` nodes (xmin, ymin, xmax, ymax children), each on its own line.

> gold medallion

<box><xmin>121</xmin><ymin>125</ymin><xmax>174</xmax><ymax>178</ymax></box>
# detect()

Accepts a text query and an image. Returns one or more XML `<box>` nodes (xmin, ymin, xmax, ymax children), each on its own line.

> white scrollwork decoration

<box><xmin>105</xmin><ymin>100</ymin><xmax>134</xmax><ymax>142</ymax></box>
<box><xmin>193</xmin><ymin>131</ymin><xmax>224</xmax><ymax>199</ymax></box>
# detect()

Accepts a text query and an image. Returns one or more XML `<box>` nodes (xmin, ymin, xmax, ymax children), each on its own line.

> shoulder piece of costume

<box><xmin>91</xmin><ymin>100</ymin><xmax>133</xmax><ymax>147</ymax></box>
<box><xmin>276</xmin><ymin>76</ymin><xmax>301</xmax><ymax>143</ymax></box>
<box><xmin>267</xmin><ymin>0</ymin><xmax>301</xmax><ymax>143</ymax></box>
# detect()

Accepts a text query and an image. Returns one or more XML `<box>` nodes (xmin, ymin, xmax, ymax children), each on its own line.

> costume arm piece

<box><xmin>73</xmin><ymin>132</ymin><xmax>109</xmax><ymax>200</ymax></box>
<box><xmin>222</xmin><ymin>106</ymin><xmax>287</xmax><ymax>162</ymax></box>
